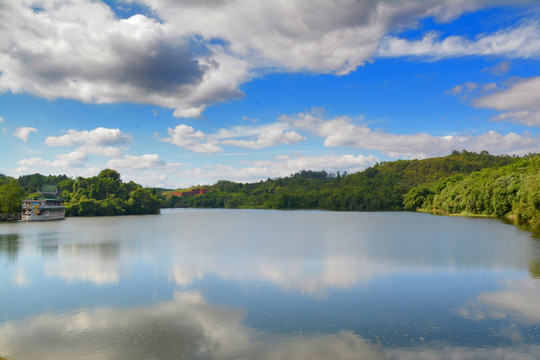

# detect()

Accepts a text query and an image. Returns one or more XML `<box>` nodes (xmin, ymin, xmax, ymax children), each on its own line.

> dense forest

<box><xmin>1</xmin><ymin>169</ymin><xmax>161</xmax><ymax>217</ymax></box>
<box><xmin>0</xmin><ymin>176</ymin><xmax>24</xmax><ymax>218</ymax></box>
<box><xmin>405</xmin><ymin>154</ymin><xmax>540</xmax><ymax>231</ymax></box>
<box><xmin>164</xmin><ymin>151</ymin><xmax>540</xmax><ymax>232</ymax></box>
<box><xmin>1</xmin><ymin>151</ymin><xmax>540</xmax><ymax>232</ymax></box>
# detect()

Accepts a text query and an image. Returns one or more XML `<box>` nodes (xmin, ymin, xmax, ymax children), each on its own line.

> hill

<box><xmin>164</xmin><ymin>151</ymin><xmax>540</xmax><ymax>231</ymax></box>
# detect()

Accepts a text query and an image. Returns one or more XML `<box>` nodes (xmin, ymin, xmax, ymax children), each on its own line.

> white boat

<box><xmin>21</xmin><ymin>184</ymin><xmax>65</xmax><ymax>221</ymax></box>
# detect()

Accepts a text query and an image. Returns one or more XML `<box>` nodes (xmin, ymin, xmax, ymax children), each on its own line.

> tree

<box><xmin>0</xmin><ymin>180</ymin><xmax>24</xmax><ymax>217</ymax></box>
<box><xmin>98</xmin><ymin>169</ymin><xmax>121</xmax><ymax>182</ymax></box>
<box><xmin>127</xmin><ymin>188</ymin><xmax>161</xmax><ymax>215</ymax></box>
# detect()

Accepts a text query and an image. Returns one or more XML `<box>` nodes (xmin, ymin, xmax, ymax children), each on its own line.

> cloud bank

<box><xmin>2</xmin><ymin>0</ymin><xmax>537</xmax><ymax>118</ymax></box>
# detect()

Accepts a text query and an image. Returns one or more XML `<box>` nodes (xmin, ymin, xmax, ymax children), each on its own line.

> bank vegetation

<box><xmin>1</xmin><ymin>151</ymin><xmax>539</xmax><ymax>232</ymax></box>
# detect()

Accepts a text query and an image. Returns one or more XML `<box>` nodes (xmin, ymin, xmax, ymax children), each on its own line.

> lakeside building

<box><xmin>21</xmin><ymin>184</ymin><xmax>65</xmax><ymax>221</ymax></box>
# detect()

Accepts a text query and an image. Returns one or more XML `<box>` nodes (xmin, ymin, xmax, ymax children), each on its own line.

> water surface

<box><xmin>1</xmin><ymin>210</ymin><xmax>540</xmax><ymax>359</ymax></box>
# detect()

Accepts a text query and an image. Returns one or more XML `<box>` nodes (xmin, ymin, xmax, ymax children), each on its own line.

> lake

<box><xmin>1</xmin><ymin>209</ymin><xmax>540</xmax><ymax>359</ymax></box>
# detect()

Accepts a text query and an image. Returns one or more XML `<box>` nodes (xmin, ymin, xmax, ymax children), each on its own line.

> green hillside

<box><xmin>165</xmin><ymin>151</ymin><xmax>539</xmax><ymax>232</ymax></box>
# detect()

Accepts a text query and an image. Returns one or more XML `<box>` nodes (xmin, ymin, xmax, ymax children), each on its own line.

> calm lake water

<box><xmin>1</xmin><ymin>209</ymin><xmax>540</xmax><ymax>359</ymax></box>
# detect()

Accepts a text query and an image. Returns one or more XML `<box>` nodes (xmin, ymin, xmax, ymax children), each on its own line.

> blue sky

<box><xmin>1</xmin><ymin>0</ymin><xmax>539</xmax><ymax>188</ymax></box>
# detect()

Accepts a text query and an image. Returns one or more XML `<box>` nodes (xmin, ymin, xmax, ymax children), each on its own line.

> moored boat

<box><xmin>21</xmin><ymin>184</ymin><xmax>65</xmax><ymax>221</ymax></box>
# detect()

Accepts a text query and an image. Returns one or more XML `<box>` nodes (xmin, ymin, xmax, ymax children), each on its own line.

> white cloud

<box><xmin>378</xmin><ymin>21</ymin><xmax>540</xmax><ymax>59</ymax></box>
<box><xmin>0</xmin><ymin>0</ymin><xmax>248</xmax><ymax>118</ymax></box>
<box><xmin>2</xmin><ymin>0</ymin><xmax>532</xmax><ymax>118</ymax></box>
<box><xmin>281</xmin><ymin>109</ymin><xmax>540</xmax><ymax>157</ymax></box>
<box><xmin>14</xmin><ymin>126</ymin><xmax>37</xmax><ymax>142</ymax></box>
<box><xmin>473</xmin><ymin>76</ymin><xmax>540</xmax><ymax>126</ymax></box>
<box><xmin>146</xmin><ymin>0</ymin><xmax>530</xmax><ymax>75</ymax></box>
<box><xmin>77</xmin><ymin>145</ymin><xmax>124</xmax><ymax>158</ymax></box>
<box><xmin>220</xmin><ymin>128</ymin><xmax>305</xmax><ymax>149</ymax></box>
<box><xmin>106</xmin><ymin>154</ymin><xmax>177</xmax><ymax>170</ymax></box>
<box><xmin>15</xmin><ymin>151</ymin><xmax>89</xmax><ymax>175</ymax></box>
<box><xmin>102</xmin><ymin>154</ymin><xmax>181</xmax><ymax>187</ymax></box>
<box><xmin>161</xmin><ymin>124</ymin><xmax>223</xmax><ymax>154</ymax></box>
<box><xmin>44</xmin><ymin>127</ymin><xmax>130</xmax><ymax>158</ymax></box>
<box><xmin>0</xmin><ymin>116</ymin><xmax>5</xmax><ymax>123</ymax></box>
<box><xmin>45</xmin><ymin>127</ymin><xmax>130</xmax><ymax>147</ymax></box>
<box><xmin>177</xmin><ymin>153</ymin><xmax>378</xmax><ymax>185</ymax></box>
<box><xmin>161</xmin><ymin>121</ymin><xmax>306</xmax><ymax>153</ymax></box>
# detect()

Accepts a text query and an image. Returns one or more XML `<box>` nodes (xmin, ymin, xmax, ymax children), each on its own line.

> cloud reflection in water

<box><xmin>459</xmin><ymin>278</ymin><xmax>540</xmax><ymax>324</ymax></box>
<box><xmin>2</xmin><ymin>290</ymin><xmax>539</xmax><ymax>360</ymax></box>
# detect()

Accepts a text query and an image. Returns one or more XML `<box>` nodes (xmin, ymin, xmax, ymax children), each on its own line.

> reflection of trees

<box><xmin>0</xmin><ymin>233</ymin><xmax>19</xmax><ymax>261</ymax></box>
<box><xmin>529</xmin><ymin>260</ymin><xmax>540</xmax><ymax>279</ymax></box>
<box><xmin>527</xmin><ymin>238</ymin><xmax>540</xmax><ymax>279</ymax></box>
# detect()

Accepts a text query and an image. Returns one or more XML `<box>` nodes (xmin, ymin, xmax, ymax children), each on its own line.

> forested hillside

<box><xmin>167</xmin><ymin>151</ymin><xmax>516</xmax><ymax>210</ymax></box>
<box><xmin>59</xmin><ymin>169</ymin><xmax>161</xmax><ymax>216</ymax></box>
<box><xmin>18</xmin><ymin>173</ymin><xmax>70</xmax><ymax>195</ymax></box>
<box><xmin>405</xmin><ymin>154</ymin><xmax>540</xmax><ymax>231</ymax></box>
<box><xmin>1</xmin><ymin>169</ymin><xmax>161</xmax><ymax>218</ymax></box>
<box><xmin>3</xmin><ymin>151</ymin><xmax>539</xmax><ymax>231</ymax></box>
<box><xmin>165</xmin><ymin>151</ymin><xmax>540</xmax><ymax>231</ymax></box>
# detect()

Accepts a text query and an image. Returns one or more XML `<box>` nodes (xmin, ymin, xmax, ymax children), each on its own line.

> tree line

<box><xmin>2</xmin><ymin>151</ymin><xmax>540</xmax><ymax>232</ymax></box>
<box><xmin>0</xmin><ymin>169</ymin><xmax>161</xmax><ymax>218</ymax></box>
<box><xmin>165</xmin><ymin>151</ymin><xmax>540</xmax><ymax>232</ymax></box>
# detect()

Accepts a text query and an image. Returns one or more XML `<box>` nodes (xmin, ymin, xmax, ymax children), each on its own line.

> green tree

<box><xmin>98</xmin><ymin>168</ymin><xmax>121</xmax><ymax>181</ymax></box>
<box><xmin>0</xmin><ymin>180</ymin><xmax>24</xmax><ymax>216</ymax></box>
<box><xmin>127</xmin><ymin>188</ymin><xmax>161</xmax><ymax>215</ymax></box>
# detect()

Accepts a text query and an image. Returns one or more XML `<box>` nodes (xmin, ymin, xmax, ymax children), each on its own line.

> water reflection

<box><xmin>0</xmin><ymin>291</ymin><xmax>249</xmax><ymax>360</ymax></box>
<box><xmin>529</xmin><ymin>260</ymin><xmax>540</xmax><ymax>278</ymax></box>
<box><xmin>3</xmin><ymin>211</ymin><xmax>540</xmax><ymax>295</ymax></box>
<box><xmin>169</xmin><ymin>254</ymin><xmax>386</xmax><ymax>297</ymax></box>
<box><xmin>0</xmin><ymin>233</ymin><xmax>19</xmax><ymax>262</ymax></box>
<box><xmin>44</xmin><ymin>241</ymin><xmax>121</xmax><ymax>285</ymax></box>
<box><xmin>1</xmin><ymin>289</ymin><xmax>539</xmax><ymax>360</ymax></box>
<box><xmin>459</xmin><ymin>278</ymin><xmax>540</xmax><ymax>324</ymax></box>
<box><xmin>2</xmin><ymin>210</ymin><xmax>540</xmax><ymax>359</ymax></box>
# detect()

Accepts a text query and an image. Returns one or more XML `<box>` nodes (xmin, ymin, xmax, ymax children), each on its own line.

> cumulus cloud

<box><xmin>161</xmin><ymin>121</ymin><xmax>306</xmax><ymax>153</ymax></box>
<box><xmin>160</xmin><ymin>124</ymin><xmax>223</xmax><ymax>154</ymax></box>
<box><xmin>280</xmin><ymin>109</ymin><xmax>540</xmax><ymax>157</ymax></box>
<box><xmin>177</xmin><ymin>153</ymin><xmax>378</xmax><ymax>185</ymax></box>
<box><xmin>378</xmin><ymin>21</ymin><xmax>540</xmax><ymax>59</ymax></box>
<box><xmin>218</xmin><ymin>123</ymin><xmax>305</xmax><ymax>149</ymax></box>
<box><xmin>0</xmin><ymin>0</ymin><xmax>248</xmax><ymax>118</ymax></box>
<box><xmin>144</xmin><ymin>0</ymin><xmax>532</xmax><ymax>75</ymax></box>
<box><xmin>14</xmin><ymin>126</ymin><xmax>37</xmax><ymax>142</ymax></box>
<box><xmin>473</xmin><ymin>76</ymin><xmax>540</xmax><ymax>126</ymax></box>
<box><xmin>45</xmin><ymin>127</ymin><xmax>130</xmax><ymax>157</ymax></box>
<box><xmin>2</xmin><ymin>0</ymin><xmax>533</xmax><ymax>117</ymax></box>
<box><xmin>45</xmin><ymin>127</ymin><xmax>130</xmax><ymax>147</ymax></box>
<box><xmin>16</xmin><ymin>151</ymin><xmax>89</xmax><ymax>172</ymax></box>
<box><xmin>221</xmin><ymin>130</ymin><xmax>305</xmax><ymax>149</ymax></box>
<box><xmin>106</xmin><ymin>154</ymin><xmax>177</xmax><ymax>170</ymax></box>
<box><xmin>0</xmin><ymin>0</ymin><xmax>246</xmax><ymax>119</ymax></box>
